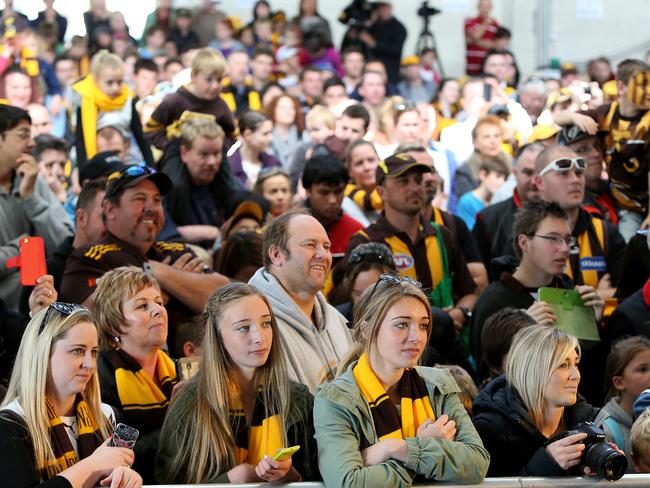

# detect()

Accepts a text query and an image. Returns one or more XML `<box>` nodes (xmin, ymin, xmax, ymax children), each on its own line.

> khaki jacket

<box><xmin>314</xmin><ymin>363</ymin><xmax>489</xmax><ymax>487</ymax></box>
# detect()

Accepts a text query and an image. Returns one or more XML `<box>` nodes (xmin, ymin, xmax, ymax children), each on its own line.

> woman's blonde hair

<box><xmin>505</xmin><ymin>326</ymin><xmax>580</xmax><ymax>428</ymax></box>
<box><xmin>337</xmin><ymin>276</ymin><xmax>432</xmax><ymax>374</ymax></box>
<box><xmin>92</xmin><ymin>266</ymin><xmax>162</xmax><ymax>348</ymax></box>
<box><xmin>89</xmin><ymin>50</ymin><xmax>124</xmax><ymax>78</ymax></box>
<box><xmin>377</xmin><ymin>95</ymin><xmax>406</xmax><ymax>135</ymax></box>
<box><xmin>163</xmin><ymin>283</ymin><xmax>290</xmax><ymax>483</ymax></box>
<box><xmin>1</xmin><ymin>306</ymin><xmax>112</xmax><ymax>471</ymax></box>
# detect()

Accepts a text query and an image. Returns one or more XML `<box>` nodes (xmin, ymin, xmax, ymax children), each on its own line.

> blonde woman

<box><xmin>92</xmin><ymin>267</ymin><xmax>178</xmax><ymax>484</ymax></box>
<box><xmin>155</xmin><ymin>283</ymin><xmax>318</xmax><ymax>484</ymax></box>
<box><xmin>473</xmin><ymin>326</ymin><xmax>602</xmax><ymax>476</ymax></box>
<box><xmin>0</xmin><ymin>303</ymin><xmax>141</xmax><ymax>487</ymax></box>
<box><xmin>314</xmin><ymin>275</ymin><xmax>489</xmax><ymax>487</ymax></box>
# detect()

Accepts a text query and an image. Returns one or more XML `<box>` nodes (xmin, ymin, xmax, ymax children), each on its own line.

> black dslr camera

<box><xmin>548</xmin><ymin>422</ymin><xmax>627</xmax><ymax>481</ymax></box>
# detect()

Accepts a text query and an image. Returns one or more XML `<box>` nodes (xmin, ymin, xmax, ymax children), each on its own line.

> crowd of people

<box><xmin>1</xmin><ymin>0</ymin><xmax>650</xmax><ymax>486</ymax></box>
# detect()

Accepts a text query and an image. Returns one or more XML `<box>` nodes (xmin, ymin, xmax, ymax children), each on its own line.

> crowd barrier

<box><xmin>145</xmin><ymin>474</ymin><xmax>650</xmax><ymax>487</ymax></box>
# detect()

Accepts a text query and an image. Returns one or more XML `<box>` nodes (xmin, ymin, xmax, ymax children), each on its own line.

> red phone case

<box><xmin>5</xmin><ymin>237</ymin><xmax>47</xmax><ymax>286</ymax></box>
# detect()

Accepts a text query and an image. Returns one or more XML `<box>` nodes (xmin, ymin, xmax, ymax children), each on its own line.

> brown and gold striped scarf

<box><xmin>353</xmin><ymin>352</ymin><xmax>435</xmax><ymax>440</ymax></box>
<box><xmin>42</xmin><ymin>396</ymin><xmax>103</xmax><ymax>480</ymax></box>
<box><xmin>230</xmin><ymin>386</ymin><xmax>283</xmax><ymax>465</ymax></box>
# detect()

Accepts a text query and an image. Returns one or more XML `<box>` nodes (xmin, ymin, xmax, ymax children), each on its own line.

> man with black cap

<box><xmin>558</xmin><ymin>124</ymin><xmax>619</xmax><ymax>224</ymax></box>
<box><xmin>60</xmin><ymin>165</ymin><xmax>229</xmax><ymax>312</ymax></box>
<box><xmin>346</xmin><ymin>152</ymin><xmax>478</xmax><ymax>331</ymax></box>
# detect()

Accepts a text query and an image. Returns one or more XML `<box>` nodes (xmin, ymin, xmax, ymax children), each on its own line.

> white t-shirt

<box><xmin>2</xmin><ymin>399</ymin><xmax>115</xmax><ymax>456</ymax></box>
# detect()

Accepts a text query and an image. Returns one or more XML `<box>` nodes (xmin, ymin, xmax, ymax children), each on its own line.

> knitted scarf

<box><xmin>230</xmin><ymin>386</ymin><xmax>283</xmax><ymax>465</ymax></box>
<box><xmin>72</xmin><ymin>74</ymin><xmax>130</xmax><ymax>159</ymax></box>
<box><xmin>42</xmin><ymin>396</ymin><xmax>103</xmax><ymax>480</ymax></box>
<box><xmin>353</xmin><ymin>352</ymin><xmax>435</xmax><ymax>440</ymax></box>
<box><xmin>111</xmin><ymin>348</ymin><xmax>177</xmax><ymax>435</ymax></box>
<box><xmin>0</xmin><ymin>46</ymin><xmax>39</xmax><ymax>76</ymax></box>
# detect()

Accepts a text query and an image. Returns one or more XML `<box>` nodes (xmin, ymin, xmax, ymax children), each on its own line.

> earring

<box><xmin>114</xmin><ymin>336</ymin><xmax>121</xmax><ymax>344</ymax></box>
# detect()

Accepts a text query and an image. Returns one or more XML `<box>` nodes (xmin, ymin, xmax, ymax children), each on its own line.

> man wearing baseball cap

<box><xmin>558</xmin><ymin>123</ymin><xmax>619</xmax><ymax>224</ymax></box>
<box><xmin>60</xmin><ymin>165</ymin><xmax>229</xmax><ymax>314</ymax></box>
<box><xmin>346</xmin><ymin>153</ymin><xmax>478</xmax><ymax>331</ymax></box>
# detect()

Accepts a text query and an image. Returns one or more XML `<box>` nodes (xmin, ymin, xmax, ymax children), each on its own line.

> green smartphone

<box><xmin>272</xmin><ymin>445</ymin><xmax>300</xmax><ymax>461</ymax></box>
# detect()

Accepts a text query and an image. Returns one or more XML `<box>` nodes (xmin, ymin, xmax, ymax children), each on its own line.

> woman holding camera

<box><xmin>155</xmin><ymin>283</ymin><xmax>318</xmax><ymax>484</ymax></box>
<box><xmin>314</xmin><ymin>275</ymin><xmax>489</xmax><ymax>487</ymax></box>
<box><xmin>0</xmin><ymin>303</ymin><xmax>141</xmax><ymax>487</ymax></box>
<box><xmin>92</xmin><ymin>267</ymin><xmax>178</xmax><ymax>483</ymax></box>
<box><xmin>473</xmin><ymin>326</ymin><xmax>602</xmax><ymax>476</ymax></box>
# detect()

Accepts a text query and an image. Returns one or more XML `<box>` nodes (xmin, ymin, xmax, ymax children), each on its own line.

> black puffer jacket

<box><xmin>473</xmin><ymin>375</ymin><xmax>600</xmax><ymax>477</ymax></box>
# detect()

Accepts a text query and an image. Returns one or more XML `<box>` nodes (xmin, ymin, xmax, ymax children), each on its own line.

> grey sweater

<box><xmin>595</xmin><ymin>397</ymin><xmax>634</xmax><ymax>472</ymax></box>
<box><xmin>249</xmin><ymin>268</ymin><xmax>353</xmax><ymax>394</ymax></box>
<box><xmin>0</xmin><ymin>175</ymin><xmax>73</xmax><ymax>310</ymax></box>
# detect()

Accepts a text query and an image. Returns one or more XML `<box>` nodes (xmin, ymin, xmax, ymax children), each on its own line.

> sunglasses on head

<box><xmin>539</xmin><ymin>157</ymin><xmax>586</xmax><ymax>176</ymax></box>
<box><xmin>40</xmin><ymin>302</ymin><xmax>86</xmax><ymax>334</ymax></box>
<box><xmin>367</xmin><ymin>273</ymin><xmax>422</xmax><ymax>300</ymax></box>
<box><xmin>393</xmin><ymin>101</ymin><xmax>416</xmax><ymax>113</ymax></box>
<box><xmin>107</xmin><ymin>165</ymin><xmax>157</xmax><ymax>182</ymax></box>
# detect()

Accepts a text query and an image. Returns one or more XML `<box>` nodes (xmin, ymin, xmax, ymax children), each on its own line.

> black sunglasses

<box><xmin>368</xmin><ymin>273</ymin><xmax>422</xmax><ymax>300</ymax></box>
<box><xmin>40</xmin><ymin>302</ymin><xmax>86</xmax><ymax>334</ymax></box>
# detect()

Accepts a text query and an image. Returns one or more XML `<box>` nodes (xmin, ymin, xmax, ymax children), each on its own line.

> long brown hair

<box><xmin>163</xmin><ymin>283</ymin><xmax>290</xmax><ymax>483</ymax></box>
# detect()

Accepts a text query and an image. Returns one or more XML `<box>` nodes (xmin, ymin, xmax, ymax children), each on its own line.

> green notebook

<box><xmin>538</xmin><ymin>287</ymin><xmax>600</xmax><ymax>341</ymax></box>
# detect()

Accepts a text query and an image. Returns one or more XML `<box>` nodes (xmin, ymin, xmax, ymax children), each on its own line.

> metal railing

<box><xmin>145</xmin><ymin>474</ymin><xmax>650</xmax><ymax>487</ymax></box>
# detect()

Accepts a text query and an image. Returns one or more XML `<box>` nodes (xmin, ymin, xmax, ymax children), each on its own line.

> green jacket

<box><xmin>314</xmin><ymin>364</ymin><xmax>490</xmax><ymax>487</ymax></box>
<box><xmin>155</xmin><ymin>381</ymin><xmax>320</xmax><ymax>484</ymax></box>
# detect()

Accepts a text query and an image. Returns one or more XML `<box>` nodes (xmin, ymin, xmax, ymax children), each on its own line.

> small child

<box><xmin>598</xmin><ymin>336</ymin><xmax>650</xmax><ymax>471</ymax></box>
<box><xmin>456</xmin><ymin>159</ymin><xmax>509</xmax><ymax>231</ymax></box>
<box><xmin>288</xmin><ymin>104</ymin><xmax>335</xmax><ymax>190</ymax></box>
<box><xmin>71</xmin><ymin>50</ymin><xmax>153</xmax><ymax>165</ymax></box>
<box><xmin>144</xmin><ymin>47</ymin><xmax>236</xmax><ymax>150</ymax></box>
<box><xmin>631</xmin><ymin>408</ymin><xmax>650</xmax><ymax>473</ymax></box>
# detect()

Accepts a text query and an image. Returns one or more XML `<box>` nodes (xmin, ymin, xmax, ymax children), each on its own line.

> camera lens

<box><xmin>584</xmin><ymin>442</ymin><xmax>627</xmax><ymax>481</ymax></box>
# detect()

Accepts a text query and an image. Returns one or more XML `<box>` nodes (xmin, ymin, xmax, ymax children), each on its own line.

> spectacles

<box><xmin>40</xmin><ymin>302</ymin><xmax>86</xmax><ymax>334</ymax></box>
<box><xmin>531</xmin><ymin>234</ymin><xmax>577</xmax><ymax>248</ymax></box>
<box><xmin>368</xmin><ymin>273</ymin><xmax>421</xmax><ymax>300</ymax></box>
<box><xmin>3</xmin><ymin>130</ymin><xmax>31</xmax><ymax>141</ymax></box>
<box><xmin>107</xmin><ymin>164</ymin><xmax>156</xmax><ymax>182</ymax></box>
<box><xmin>539</xmin><ymin>157</ymin><xmax>587</xmax><ymax>176</ymax></box>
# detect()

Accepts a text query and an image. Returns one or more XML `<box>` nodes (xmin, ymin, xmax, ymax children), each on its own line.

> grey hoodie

<box><xmin>249</xmin><ymin>268</ymin><xmax>353</xmax><ymax>394</ymax></box>
<box><xmin>595</xmin><ymin>397</ymin><xmax>634</xmax><ymax>472</ymax></box>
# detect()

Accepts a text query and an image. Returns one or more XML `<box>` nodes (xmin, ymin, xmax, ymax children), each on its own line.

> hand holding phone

<box><xmin>108</xmin><ymin>423</ymin><xmax>140</xmax><ymax>449</ymax></box>
<box><xmin>5</xmin><ymin>237</ymin><xmax>47</xmax><ymax>286</ymax></box>
<box><xmin>272</xmin><ymin>445</ymin><xmax>300</xmax><ymax>461</ymax></box>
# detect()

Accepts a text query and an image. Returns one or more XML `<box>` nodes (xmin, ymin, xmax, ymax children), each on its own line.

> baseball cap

<box><xmin>557</xmin><ymin>124</ymin><xmax>594</xmax><ymax>146</ymax></box>
<box><xmin>527</xmin><ymin>124</ymin><xmax>560</xmax><ymax>144</ymax></box>
<box><xmin>96</xmin><ymin>113</ymin><xmax>130</xmax><ymax>140</ymax></box>
<box><xmin>79</xmin><ymin>151</ymin><xmax>127</xmax><ymax>184</ymax></box>
<box><xmin>220</xmin><ymin>200</ymin><xmax>265</xmax><ymax>239</ymax></box>
<box><xmin>376</xmin><ymin>152</ymin><xmax>431</xmax><ymax>185</ymax></box>
<box><xmin>176</xmin><ymin>8</ymin><xmax>193</xmax><ymax>18</ymax></box>
<box><xmin>401</xmin><ymin>55</ymin><xmax>420</xmax><ymax>67</ymax></box>
<box><xmin>104</xmin><ymin>165</ymin><xmax>172</xmax><ymax>200</ymax></box>
<box><xmin>276</xmin><ymin>45</ymin><xmax>299</xmax><ymax>63</ymax></box>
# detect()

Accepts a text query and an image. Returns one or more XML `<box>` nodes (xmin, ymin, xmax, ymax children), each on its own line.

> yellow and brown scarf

<box><xmin>353</xmin><ymin>352</ymin><xmax>435</xmax><ymax>440</ymax></box>
<box><xmin>42</xmin><ymin>396</ymin><xmax>103</xmax><ymax>480</ymax></box>
<box><xmin>72</xmin><ymin>74</ymin><xmax>131</xmax><ymax>159</ymax></box>
<box><xmin>111</xmin><ymin>348</ymin><xmax>177</xmax><ymax>436</ymax></box>
<box><xmin>230</xmin><ymin>385</ymin><xmax>283</xmax><ymax>465</ymax></box>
